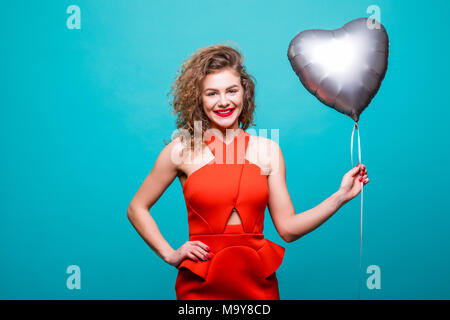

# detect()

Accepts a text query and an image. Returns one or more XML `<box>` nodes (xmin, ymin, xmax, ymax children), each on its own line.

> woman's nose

<box><xmin>218</xmin><ymin>93</ymin><xmax>230</xmax><ymax>106</ymax></box>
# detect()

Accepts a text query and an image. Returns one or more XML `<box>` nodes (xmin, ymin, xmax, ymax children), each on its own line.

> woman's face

<box><xmin>201</xmin><ymin>68</ymin><xmax>244</xmax><ymax>133</ymax></box>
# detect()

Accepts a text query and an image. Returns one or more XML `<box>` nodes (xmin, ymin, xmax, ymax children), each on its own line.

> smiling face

<box><xmin>201</xmin><ymin>68</ymin><xmax>244</xmax><ymax>133</ymax></box>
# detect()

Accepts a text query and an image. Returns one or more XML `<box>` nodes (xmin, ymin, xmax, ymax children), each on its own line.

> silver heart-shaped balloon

<box><xmin>287</xmin><ymin>17</ymin><xmax>389</xmax><ymax>122</ymax></box>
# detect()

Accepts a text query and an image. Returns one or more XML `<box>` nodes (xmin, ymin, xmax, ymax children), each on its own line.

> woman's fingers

<box><xmin>192</xmin><ymin>241</ymin><xmax>210</xmax><ymax>252</ymax></box>
<box><xmin>183</xmin><ymin>241</ymin><xmax>211</xmax><ymax>262</ymax></box>
<box><xmin>359</xmin><ymin>165</ymin><xmax>367</xmax><ymax>175</ymax></box>
<box><xmin>186</xmin><ymin>252</ymin><xmax>199</xmax><ymax>262</ymax></box>
<box><xmin>358</xmin><ymin>170</ymin><xmax>368</xmax><ymax>182</ymax></box>
<box><xmin>352</xmin><ymin>164</ymin><xmax>368</xmax><ymax>177</ymax></box>
<box><xmin>359</xmin><ymin>176</ymin><xmax>369</xmax><ymax>184</ymax></box>
<box><xmin>191</xmin><ymin>247</ymin><xmax>210</xmax><ymax>260</ymax></box>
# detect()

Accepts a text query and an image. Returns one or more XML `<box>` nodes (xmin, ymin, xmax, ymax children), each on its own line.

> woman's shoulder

<box><xmin>246</xmin><ymin>132</ymin><xmax>282</xmax><ymax>175</ymax></box>
<box><xmin>247</xmin><ymin>132</ymin><xmax>281</xmax><ymax>152</ymax></box>
<box><xmin>162</xmin><ymin>134</ymin><xmax>208</xmax><ymax>174</ymax></box>
<box><xmin>158</xmin><ymin>135</ymin><xmax>187</xmax><ymax>170</ymax></box>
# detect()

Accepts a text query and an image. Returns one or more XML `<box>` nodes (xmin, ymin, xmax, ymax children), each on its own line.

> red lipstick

<box><xmin>213</xmin><ymin>107</ymin><xmax>236</xmax><ymax>117</ymax></box>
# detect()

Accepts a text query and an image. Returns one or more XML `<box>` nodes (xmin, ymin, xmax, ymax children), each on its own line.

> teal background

<box><xmin>1</xmin><ymin>0</ymin><xmax>449</xmax><ymax>300</ymax></box>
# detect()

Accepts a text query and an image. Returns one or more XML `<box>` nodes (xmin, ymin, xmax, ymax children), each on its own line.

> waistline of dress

<box><xmin>189</xmin><ymin>232</ymin><xmax>264</xmax><ymax>237</ymax></box>
<box><xmin>177</xmin><ymin>233</ymin><xmax>286</xmax><ymax>280</ymax></box>
<box><xmin>188</xmin><ymin>232</ymin><xmax>266</xmax><ymax>253</ymax></box>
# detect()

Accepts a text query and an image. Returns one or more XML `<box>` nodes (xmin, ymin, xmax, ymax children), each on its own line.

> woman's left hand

<box><xmin>337</xmin><ymin>163</ymin><xmax>369</xmax><ymax>203</ymax></box>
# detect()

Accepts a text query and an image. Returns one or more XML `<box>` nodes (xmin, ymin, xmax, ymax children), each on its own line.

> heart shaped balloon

<box><xmin>287</xmin><ymin>17</ymin><xmax>389</xmax><ymax>122</ymax></box>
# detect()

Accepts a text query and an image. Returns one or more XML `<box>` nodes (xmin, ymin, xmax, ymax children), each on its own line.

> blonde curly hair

<box><xmin>167</xmin><ymin>42</ymin><xmax>257</xmax><ymax>153</ymax></box>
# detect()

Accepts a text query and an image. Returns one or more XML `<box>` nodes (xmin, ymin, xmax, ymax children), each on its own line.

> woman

<box><xmin>127</xmin><ymin>43</ymin><xmax>369</xmax><ymax>300</ymax></box>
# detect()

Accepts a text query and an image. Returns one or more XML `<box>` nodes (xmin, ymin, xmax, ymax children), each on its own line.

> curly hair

<box><xmin>167</xmin><ymin>42</ymin><xmax>257</xmax><ymax>154</ymax></box>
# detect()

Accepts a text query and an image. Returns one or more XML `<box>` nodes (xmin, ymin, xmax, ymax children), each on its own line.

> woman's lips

<box><xmin>213</xmin><ymin>107</ymin><xmax>236</xmax><ymax>117</ymax></box>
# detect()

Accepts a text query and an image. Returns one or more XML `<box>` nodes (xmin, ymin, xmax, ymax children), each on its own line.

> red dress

<box><xmin>175</xmin><ymin>129</ymin><xmax>285</xmax><ymax>300</ymax></box>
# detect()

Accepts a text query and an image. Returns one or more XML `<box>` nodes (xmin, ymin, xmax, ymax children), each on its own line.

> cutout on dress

<box><xmin>226</xmin><ymin>207</ymin><xmax>243</xmax><ymax>225</ymax></box>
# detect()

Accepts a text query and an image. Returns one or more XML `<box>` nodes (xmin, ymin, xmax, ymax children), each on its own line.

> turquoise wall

<box><xmin>1</xmin><ymin>0</ymin><xmax>448</xmax><ymax>299</ymax></box>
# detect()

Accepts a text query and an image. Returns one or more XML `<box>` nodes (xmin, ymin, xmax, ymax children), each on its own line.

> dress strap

<box><xmin>206</xmin><ymin>129</ymin><xmax>249</xmax><ymax>165</ymax></box>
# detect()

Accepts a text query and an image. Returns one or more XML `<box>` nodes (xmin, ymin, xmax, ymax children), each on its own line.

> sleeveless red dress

<box><xmin>175</xmin><ymin>129</ymin><xmax>285</xmax><ymax>300</ymax></box>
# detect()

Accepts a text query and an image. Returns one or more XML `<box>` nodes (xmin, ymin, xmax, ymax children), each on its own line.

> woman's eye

<box><xmin>207</xmin><ymin>89</ymin><xmax>237</xmax><ymax>96</ymax></box>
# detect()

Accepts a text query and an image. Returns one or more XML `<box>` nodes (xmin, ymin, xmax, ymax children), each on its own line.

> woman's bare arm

<box><xmin>127</xmin><ymin>136</ymin><xmax>211</xmax><ymax>266</ymax></box>
<box><xmin>126</xmin><ymin>137</ymin><xmax>182</xmax><ymax>262</ymax></box>
<box><xmin>265</xmin><ymin>139</ymin><xmax>367</xmax><ymax>243</ymax></box>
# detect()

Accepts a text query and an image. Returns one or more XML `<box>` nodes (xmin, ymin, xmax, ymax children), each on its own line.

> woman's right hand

<box><xmin>165</xmin><ymin>241</ymin><xmax>211</xmax><ymax>267</ymax></box>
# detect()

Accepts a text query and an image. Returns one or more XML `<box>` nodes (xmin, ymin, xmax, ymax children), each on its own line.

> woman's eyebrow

<box><xmin>204</xmin><ymin>84</ymin><xmax>239</xmax><ymax>92</ymax></box>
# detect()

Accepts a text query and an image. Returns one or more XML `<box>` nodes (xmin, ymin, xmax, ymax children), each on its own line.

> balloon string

<box><xmin>351</xmin><ymin>122</ymin><xmax>363</xmax><ymax>300</ymax></box>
